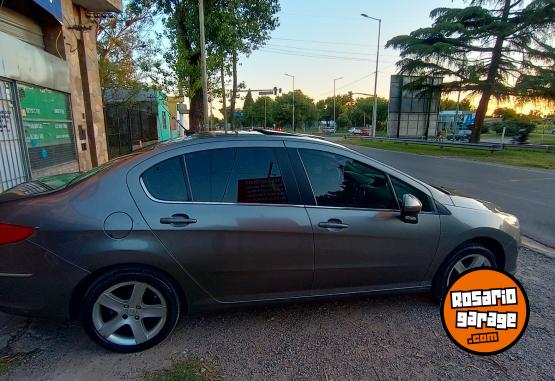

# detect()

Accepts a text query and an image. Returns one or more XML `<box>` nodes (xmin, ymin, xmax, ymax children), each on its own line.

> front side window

<box><xmin>142</xmin><ymin>156</ymin><xmax>190</xmax><ymax>201</ymax></box>
<box><xmin>299</xmin><ymin>149</ymin><xmax>397</xmax><ymax>209</ymax></box>
<box><xmin>185</xmin><ymin>147</ymin><xmax>288</xmax><ymax>204</ymax></box>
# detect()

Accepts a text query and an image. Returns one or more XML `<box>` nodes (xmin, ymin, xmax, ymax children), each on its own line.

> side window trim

<box><xmin>181</xmin><ymin>154</ymin><xmax>194</xmax><ymax>202</ymax></box>
<box><xmin>286</xmin><ymin>148</ymin><xmax>317</xmax><ymax>206</ymax></box>
<box><xmin>385</xmin><ymin>174</ymin><xmax>402</xmax><ymax>210</ymax></box>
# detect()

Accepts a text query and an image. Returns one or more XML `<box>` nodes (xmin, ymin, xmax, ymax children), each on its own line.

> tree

<box><xmin>94</xmin><ymin>1</ymin><xmax>170</xmax><ymax>97</ymax></box>
<box><xmin>316</xmin><ymin>94</ymin><xmax>355</xmax><ymax>122</ymax></box>
<box><xmin>440</xmin><ymin>97</ymin><xmax>474</xmax><ymax>111</ymax></box>
<box><xmin>492</xmin><ymin>107</ymin><xmax>518</xmax><ymax>119</ymax></box>
<box><xmin>386</xmin><ymin>0</ymin><xmax>555</xmax><ymax>142</ymax></box>
<box><xmin>350</xmin><ymin>97</ymin><xmax>389</xmax><ymax>129</ymax></box>
<box><xmin>150</xmin><ymin>0</ymin><xmax>279</xmax><ymax>132</ymax></box>
<box><xmin>244</xmin><ymin>96</ymin><xmax>275</xmax><ymax>127</ymax></box>
<box><xmin>206</xmin><ymin>0</ymin><xmax>280</xmax><ymax>129</ymax></box>
<box><xmin>273</xmin><ymin>91</ymin><xmax>318</xmax><ymax>129</ymax></box>
<box><xmin>336</xmin><ymin>114</ymin><xmax>352</xmax><ymax>129</ymax></box>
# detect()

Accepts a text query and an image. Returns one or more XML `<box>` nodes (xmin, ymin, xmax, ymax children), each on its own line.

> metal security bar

<box><xmin>0</xmin><ymin>79</ymin><xmax>30</xmax><ymax>192</ymax></box>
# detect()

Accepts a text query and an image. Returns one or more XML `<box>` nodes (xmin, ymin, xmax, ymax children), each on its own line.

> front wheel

<box><xmin>81</xmin><ymin>267</ymin><xmax>181</xmax><ymax>353</ymax></box>
<box><xmin>433</xmin><ymin>244</ymin><xmax>497</xmax><ymax>301</ymax></box>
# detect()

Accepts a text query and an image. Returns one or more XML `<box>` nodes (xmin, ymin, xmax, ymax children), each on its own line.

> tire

<box><xmin>432</xmin><ymin>243</ymin><xmax>497</xmax><ymax>302</ymax></box>
<box><xmin>81</xmin><ymin>267</ymin><xmax>181</xmax><ymax>353</ymax></box>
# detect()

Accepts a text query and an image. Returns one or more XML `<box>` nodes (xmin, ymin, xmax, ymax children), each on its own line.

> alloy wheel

<box><xmin>92</xmin><ymin>281</ymin><xmax>167</xmax><ymax>346</ymax></box>
<box><xmin>446</xmin><ymin>254</ymin><xmax>492</xmax><ymax>287</ymax></box>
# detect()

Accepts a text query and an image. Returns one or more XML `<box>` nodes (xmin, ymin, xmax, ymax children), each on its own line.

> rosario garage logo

<box><xmin>441</xmin><ymin>268</ymin><xmax>529</xmax><ymax>355</ymax></box>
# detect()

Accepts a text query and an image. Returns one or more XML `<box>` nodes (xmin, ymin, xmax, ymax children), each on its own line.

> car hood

<box><xmin>449</xmin><ymin>195</ymin><xmax>502</xmax><ymax>213</ymax></box>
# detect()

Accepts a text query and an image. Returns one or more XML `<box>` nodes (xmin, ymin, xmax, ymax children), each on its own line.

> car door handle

<box><xmin>318</xmin><ymin>219</ymin><xmax>349</xmax><ymax>230</ymax></box>
<box><xmin>160</xmin><ymin>214</ymin><xmax>197</xmax><ymax>225</ymax></box>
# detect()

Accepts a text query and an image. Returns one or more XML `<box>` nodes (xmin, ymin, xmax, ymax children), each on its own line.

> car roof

<box><xmin>150</xmin><ymin>129</ymin><xmax>334</xmax><ymax>154</ymax></box>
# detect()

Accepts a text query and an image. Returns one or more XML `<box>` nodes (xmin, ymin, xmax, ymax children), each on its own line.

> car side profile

<box><xmin>0</xmin><ymin>131</ymin><xmax>520</xmax><ymax>352</ymax></box>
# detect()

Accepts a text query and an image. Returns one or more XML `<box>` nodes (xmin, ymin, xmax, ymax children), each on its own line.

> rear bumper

<box><xmin>0</xmin><ymin>240</ymin><xmax>89</xmax><ymax>320</ymax></box>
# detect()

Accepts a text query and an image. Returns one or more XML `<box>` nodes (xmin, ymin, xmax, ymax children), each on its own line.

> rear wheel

<box><xmin>81</xmin><ymin>267</ymin><xmax>180</xmax><ymax>352</ymax></box>
<box><xmin>433</xmin><ymin>244</ymin><xmax>497</xmax><ymax>301</ymax></box>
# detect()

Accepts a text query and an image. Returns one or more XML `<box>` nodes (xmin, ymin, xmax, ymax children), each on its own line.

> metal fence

<box><xmin>104</xmin><ymin>105</ymin><xmax>158</xmax><ymax>160</ymax></box>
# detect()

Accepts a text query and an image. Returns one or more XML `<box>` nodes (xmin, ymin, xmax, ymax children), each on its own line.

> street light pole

<box><xmin>285</xmin><ymin>73</ymin><xmax>295</xmax><ymax>131</ymax></box>
<box><xmin>361</xmin><ymin>13</ymin><xmax>381</xmax><ymax>138</ymax></box>
<box><xmin>199</xmin><ymin>0</ymin><xmax>209</xmax><ymax>131</ymax></box>
<box><xmin>333</xmin><ymin>76</ymin><xmax>343</xmax><ymax>131</ymax></box>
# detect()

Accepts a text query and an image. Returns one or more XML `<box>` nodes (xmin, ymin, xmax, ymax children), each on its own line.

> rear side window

<box><xmin>185</xmin><ymin>147</ymin><xmax>288</xmax><ymax>204</ymax></box>
<box><xmin>142</xmin><ymin>156</ymin><xmax>190</xmax><ymax>201</ymax></box>
<box><xmin>390</xmin><ymin>177</ymin><xmax>433</xmax><ymax>212</ymax></box>
<box><xmin>299</xmin><ymin>149</ymin><xmax>397</xmax><ymax>209</ymax></box>
<box><xmin>185</xmin><ymin>148</ymin><xmax>236</xmax><ymax>202</ymax></box>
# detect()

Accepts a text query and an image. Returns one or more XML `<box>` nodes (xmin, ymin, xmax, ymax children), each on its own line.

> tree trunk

<box><xmin>220</xmin><ymin>59</ymin><xmax>228</xmax><ymax>133</ymax></box>
<box><xmin>470</xmin><ymin>0</ymin><xmax>512</xmax><ymax>143</ymax></box>
<box><xmin>189</xmin><ymin>88</ymin><xmax>204</xmax><ymax>133</ymax></box>
<box><xmin>230</xmin><ymin>51</ymin><xmax>238</xmax><ymax>130</ymax></box>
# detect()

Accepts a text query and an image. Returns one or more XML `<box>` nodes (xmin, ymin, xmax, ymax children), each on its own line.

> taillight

<box><xmin>0</xmin><ymin>224</ymin><xmax>35</xmax><ymax>245</ymax></box>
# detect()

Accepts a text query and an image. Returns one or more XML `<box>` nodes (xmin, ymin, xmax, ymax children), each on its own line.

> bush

<box><xmin>493</xmin><ymin>119</ymin><xmax>536</xmax><ymax>136</ymax></box>
<box><xmin>481</xmin><ymin>124</ymin><xmax>490</xmax><ymax>133</ymax></box>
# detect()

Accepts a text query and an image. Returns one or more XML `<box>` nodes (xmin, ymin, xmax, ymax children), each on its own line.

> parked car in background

<box><xmin>447</xmin><ymin>129</ymin><xmax>472</xmax><ymax>142</ymax></box>
<box><xmin>348</xmin><ymin>128</ymin><xmax>370</xmax><ymax>136</ymax></box>
<box><xmin>0</xmin><ymin>131</ymin><xmax>520</xmax><ymax>353</ymax></box>
<box><xmin>322</xmin><ymin>125</ymin><xmax>336</xmax><ymax>134</ymax></box>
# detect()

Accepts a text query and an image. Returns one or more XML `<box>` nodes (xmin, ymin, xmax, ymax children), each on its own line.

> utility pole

<box><xmin>199</xmin><ymin>0</ymin><xmax>209</xmax><ymax>131</ymax></box>
<box><xmin>285</xmin><ymin>73</ymin><xmax>295</xmax><ymax>131</ymax></box>
<box><xmin>264</xmin><ymin>97</ymin><xmax>267</xmax><ymax>129</ymax></box>
<box><xmin>333</xmin><ymin>76</ymin><xmax>343</xmax><ymax>131</ymax></box>
<box><xmin>361</xmin><ymin>14</ymin><xmax>381</xmax><ymax>138</ymax></box>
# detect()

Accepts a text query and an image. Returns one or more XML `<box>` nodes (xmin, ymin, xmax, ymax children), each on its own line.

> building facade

<box><xmin>0</xmin><ymin>0</ymin><xmax>121</xmax><ymax>192</ymax></box>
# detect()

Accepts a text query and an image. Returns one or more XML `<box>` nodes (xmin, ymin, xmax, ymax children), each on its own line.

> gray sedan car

<box><xmin>0</xmin><ymin>131</ymin><xmax>520</xmax><ymax>352</ymax></box>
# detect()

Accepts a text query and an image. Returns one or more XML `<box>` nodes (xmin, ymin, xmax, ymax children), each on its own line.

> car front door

<box><xmin>128</xmin><ymin>140</ymin><xmax>314</xmax><ymax>302</ymax></box>
<box><xmin>286</xmin><ymin>141</ymin><xmax>440</xmax><ymax>293</ymax></box>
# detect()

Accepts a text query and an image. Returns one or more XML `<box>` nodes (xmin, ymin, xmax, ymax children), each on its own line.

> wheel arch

<box><xmin>69</xmin><ymin>263</ymin><xmax>188</xmax><ymax>320</ymax></box>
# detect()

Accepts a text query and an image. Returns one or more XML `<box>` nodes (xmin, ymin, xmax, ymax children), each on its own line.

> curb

<box><xmin>521</xmin><ymin>236</ymin><xmax>555</xmax><ymax>259</ymax></box>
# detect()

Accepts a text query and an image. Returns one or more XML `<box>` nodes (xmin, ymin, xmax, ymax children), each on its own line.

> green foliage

<box><xmin>147</xmin><ymin>0</ymin><xmax>280</xmax><ymax>130</ymax></box>
<box><xmin>386</xmin><ymin>0</ymin><xmax>555</xmax><ymax>142</ymax></box>
<box><xmin>243</xmin><ymin>90</ymin><xmax>254</xmax><ymax>113</ymax></box>
<box><xmin>273</xmin><ymin>91</ymin><xmax>319</xmax><ymax>129</ymax></box>
<box><xmin>95</xmin><ymin>1</ymin><xmax>170</xmax><ymax>93</ymax></box>
<box><xmin>493</xmin><ymin>118</ymin><xmax>537</xmax><ymax>136</ymax></box>
<box><xmin>336</xmin><ymin>113</ymin><xmax>352</xmax><ymax>129</ymax></box>
<box><xmin>493</xmin><ymin>107</ymin><xmax>518</xmax><ymax>120</ymax></box>
<box><xmin>244</xmin><ymin>96</ymin><xmax>275</xmax><ymax>127</ymax></box>
<box><xmin>344</xmin><ymin>138</ymin><xmax>555</xmax><ymax>170</ymax></box>
<box><xmin>440</xmin><ymin>97</ymin><xmax>474</xmax><ymax>111</ymax></box>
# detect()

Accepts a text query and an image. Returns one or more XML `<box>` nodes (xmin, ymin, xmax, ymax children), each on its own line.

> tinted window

<box><xmin>185</xmin><ymin>148</ymin><xmax>235</xmax><ymax>202</ymax></box>
<box><xmin>300</xmin><ymin>149</ymin><xmax>396</xmax><ymax>209</ymax></box>
<box><xmin>390</xmin><ymin>177</ymin><xmax>433</xmax><ymax>212</ymax></box>
<box><xmin>185</xmin><ymin>147</ymin><xmax>288</xmax><ymax>204</ymax></box>
<box><xmin>142</xmin><ymin>156</ymin><xmax>190</xmax><ymax>201</ymax></box>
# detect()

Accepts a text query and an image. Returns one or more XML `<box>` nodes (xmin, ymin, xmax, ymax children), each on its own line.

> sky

<box><xmin>235</xmin><ymin>0</ymin><xmax>467</xmax><ymax>104</ymax></box>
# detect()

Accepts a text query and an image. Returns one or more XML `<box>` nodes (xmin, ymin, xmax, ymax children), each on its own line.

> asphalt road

<box><xmin>347</xmin><ymin>145</ymin><xmax>555</xmax><ymax>248</ymax></box>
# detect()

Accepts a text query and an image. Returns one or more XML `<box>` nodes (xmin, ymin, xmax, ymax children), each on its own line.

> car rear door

<box><xmin>127</xmin><ymin>140</ymin><xmax>314</xmax><ymax>302</ymax></box>
<box><xmin>285</xmin><ymin>141</ymin><xmax>440</xmax><ymax>293</ymax></box>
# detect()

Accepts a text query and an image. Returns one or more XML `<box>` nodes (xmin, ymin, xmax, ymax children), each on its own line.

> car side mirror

<box><xmin>401</xmin><ymin>194</ymin><xmax>422</xmax><ymax>224</ymax></box>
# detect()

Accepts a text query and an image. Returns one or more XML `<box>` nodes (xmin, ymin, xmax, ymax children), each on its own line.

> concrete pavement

<box><xmin>347</xmin><ymin>145</ymin><xmax>555</xmax><ymax>248</ymax></box>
